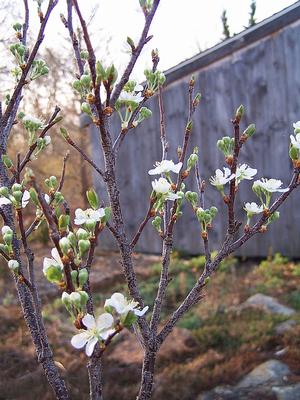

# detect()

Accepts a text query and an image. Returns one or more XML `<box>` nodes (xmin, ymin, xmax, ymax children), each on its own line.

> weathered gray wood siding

<box><xmin>89</xmin><ymin>3</ymin><xmax>300</xmax><ymax>257</ymax></box>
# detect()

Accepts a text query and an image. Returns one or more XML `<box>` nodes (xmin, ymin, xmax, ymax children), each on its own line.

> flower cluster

<box><xmin>71</xmin><ymin>293</ymin><xmax>148</xmax><ymax>356</ymax></box>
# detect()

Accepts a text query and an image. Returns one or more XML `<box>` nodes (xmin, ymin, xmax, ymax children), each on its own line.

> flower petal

<box><xmin>85</xmin><ymin>337</ymin><xmax>98</xmax><ymax>357</ymax></box>
<box><xmin>134</xmin><ymin>306</ymin><xmax>149</xmax><ymax>316</ymax></box>
<box><xmin>96</xmin><ymin>312</ymin><xmax>114</xmax><ymax>330</ymax></box>
<box><xmin>82</xmin><ymin>314</ymin><xmax>96</xmax><ymax>329</ymax></box>
<box><xmin>0</xmin><ymin>197</ymin><xmax>11</xmax><ymax>206</ymax></box>
<box><xmin>71</xmin><ymin>332</ymin><xmax>88</xmax><ymax>349</ymax></box>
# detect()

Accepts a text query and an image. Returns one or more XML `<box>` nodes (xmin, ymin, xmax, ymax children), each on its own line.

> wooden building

<box><xmin>86</xmin><ymin>2</ymin><xmax>300</xmax><ymax>257</ymax></box>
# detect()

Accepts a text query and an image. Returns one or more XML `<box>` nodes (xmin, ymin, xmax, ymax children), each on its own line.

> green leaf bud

<box><xmin>13</xmin><ymin>22</ymin><xmax>22</xmax><ymax>32</ymax></box>
<box><xmin>0</xmin><ymin>186</ymin><xmax>9</xmax><ymax>197</ymax></box>
<box><xmin>289</xmin><ymin>146</ymin><xmax>298</xmax><ymax>160</ymax></box>
<box><xmin>60</xmin><ymin>127</ymin><xmax>70</xmax><ymax>141</ymax></box>
<box><xmin>121</xmin><ymin>310</ymin><xmax>138</xmax><ymax>327</ymax></box>
<box><xmin>80</xmin><ymin>74</ymin><xmax>92</xmax><ymax>88</ymax></box>
<box><xmin>101</xmin><ymin>207</ymin><xmax>111</xmax><ymax>224</ymax></box>
<box><xmin>210</xmin><ymin>206</ymin><xmax>218</xmax><ymax>218</ymax></box>
<box><xmin>29</xmin><ymin>188</ymin><xmax>39</xmax><ymax>206</ymax></box>
<box><xmin>86</xmin><ymin>188</ymin><xmax>99</xmax><ymax>210</ymax></box>
<box><xmin>58</xmin><ymin>215</ymin><xmax>70</xmax><ymax>232</ymax></box>
<box><xmin>235</xmin><ymin>104</ymin><xmax>245</xmax><ymax>122</ymax></box>
<box><xmin>243</xmin><ymin>123</ymin><xmax>256</xmax><ymax>138</ymax></box>
<box><xmin>80</xmin><ymin>50</ymin><xmax>89</xmax><ymax>60</ymax></box>
<box><xmin>2</xmin><ymin>154</ymin><xmax>14</xmax><ymax>169</ymax></box>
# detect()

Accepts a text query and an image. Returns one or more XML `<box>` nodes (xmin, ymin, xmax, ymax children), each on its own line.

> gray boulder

<box><xmin>272</xmin><ymin>383</ymin><xmax>300</xmax><ymax>400</ymax></box>
<box><xmin>240</xmin><ymin>294</ymin><xmax>295</xmax><ymax>316</ymax></box>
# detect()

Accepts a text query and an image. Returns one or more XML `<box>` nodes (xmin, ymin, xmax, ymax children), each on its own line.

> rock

<box><xmin>108</xmin><ymin>327</ymin><xmax>197</xmax><ymax>366</ymax></box>
<box><xmin>275</xmin><ymin>320</ymin><xmax>297</xmax><ymax>335</ymax></box>
<box><xmin>197</xmin><ymin>385</ymin><xmax>236</xmax><ymax>400</ymax></box>
<box><xmin>240</xmin><ymin>294</ymin><xmax>295</xmax><ymax>316</ymax></box>
<box><xmin>237</xmin><ymin>360</ymin><xmax>290</xmax><ymax>388</ymax></box>
<box><xmin>272</xmin><ymin>383</ymin><xmax>300</xmax><ymax>399</ymax></box>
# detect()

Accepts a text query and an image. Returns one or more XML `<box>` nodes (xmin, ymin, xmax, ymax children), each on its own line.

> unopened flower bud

<box><xmin>78</xmin><ymin>239</ymin><xmax>90</xmax><ymax>256</ymax></box>
<box><xmin>101</xmin><ymin>207</ymin><xmax>111</xmax><ymax>224</ymax></box>
<box><xmin>81</xmin><ymin>102</ymin><xmax>93</xmax><ymax>117</ymax></box>
<box><xmin>79</xmin><ymin>268</ymin><xmax>89</xmax><ymax>287</ymax></box>
<box><xmin>80</xmin><ymin>74</ymin><xmax>92</xmax><ymax>88</ymax></box>
<box><xmin>59</xmin><ymin>237</ymin><xmax>70</xmax><ymax>255</ymax></box>
<box><xmin>76</xmin><ymin>228</ymin><xmax>89</xmax><ymax>240</ymax></box>
<box><xmin>71</xmin><ymin>270</ymin><xmax>78</xmax><ymax>287</ymax></box>
<box><xmin>8</xmin><ymin>259</ymin><xmax>19</xmax><ymax>273</ymax></box>
<box><xmin>152</xmin><ymin>216</ymin><xmax>162</xmax><ymax>232</ymax></box>
<box><xmin>70</xmin><ymin>291</ymin><xmax>81</xmax><ymax>308</ymax></box>
<box><xmin>80</xmin><ymin>50</ymin><xmax>89</xmax><ymax>60</ymax></box>
<box><xmin>67</xmin><ymin>232</ymin><xmax>77</xmax><ymax>248</ymax></box>
<box><xmin>58</xmin><ymin>215</ymin><xmax>70</xmax><ymax>232</ymax></box>
<box><xmin>61</xmin><ymin>291</ymin><xmax>71</xmax><ymax>308</ymax></box>
<box><xmin>78</xmin><ymin>290</ymin><xmax>89</xmax><ymax>306</ymax></box>
<box><xmin>187</xmin><ymin>153</ymin><xmax>198</xmax><ymax>170</ymax></box>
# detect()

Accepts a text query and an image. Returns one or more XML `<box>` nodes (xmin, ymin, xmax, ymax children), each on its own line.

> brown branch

<box><xmin>10</xmin><ymin>106</ymin><xmax>61</xmax><ymax>185</ymax></box>
<box><xmin>227</xmin><ymin>117</ymin><xmax>241</xmax><ymax>234</ymax></box>
<box><xmin>1</xmin><ymin>0</ymin><xmax>59</xmax><ymax>130</ymax></box>
<box><xmin>150</xmin><ymin>78</ymin><xmax>196</xmax><ymax>333</ymax></box>
<box><xmin>158</xmin><ymin>168</ymin><xmax>300</xmax><ymax>345</ymax></box>
<box><xmin>110</xmin><ymin>0</ymin><xmax>161</xmax><ymax>107</ymax></box>
<box><xmin>58</xmin><ymin>151</ymin><xmax>70</xmax><ymax>192</ymax></box>
<box><xmin>130</xmin><ymin>199</ymin><xmax>155</xmax><ymax>249</ymax></box>
<box><xmin>65</xmin><ymin>135</ymin><xmax>105</xmax><ymax>180</ymax></box>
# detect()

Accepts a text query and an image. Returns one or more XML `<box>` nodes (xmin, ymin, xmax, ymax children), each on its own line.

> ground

<box><xmin>1</xmin><ymin>247</ymin><xmax>300</xmax><ymax>399</ymax></box>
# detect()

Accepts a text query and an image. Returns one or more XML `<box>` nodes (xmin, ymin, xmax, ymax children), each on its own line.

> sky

<box><xmin>1</xmin><ymin>0</ymin><xmax>297</xmax><ymax>82</ymax></box>
<box><xmin>38</xmin><ymin>0</ymin><xmax>297</xmax><ymax>80</ymax></box>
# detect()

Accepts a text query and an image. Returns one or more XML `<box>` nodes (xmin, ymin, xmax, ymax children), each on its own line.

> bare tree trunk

<box><xmin>136</xmin><ymin>350</ymin><xmax>157</xmax><ymax>400</ymax></box>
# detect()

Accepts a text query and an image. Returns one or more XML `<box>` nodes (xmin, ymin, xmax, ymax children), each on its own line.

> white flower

<box><xmin>43</xmin><ymin>247</ymin><xmax>64</xmax><ymax>275</ymax></box>
<box><xmin>244</xmin><ymin>202</ymin><xmax>263</xmax><ymax>215</ymax></box>
<box><xmin>74</xmin><ymin>208</ymin><xmax>105</xmax><ymax>225</ymax></box>
<box><xmin>0</xmin><ymin>197</ymin><xmax>11</xmax><ymax>206</ymax></box>
<box><xmin>0</xmin><ymin>190</ymin><xmax>30</xmax><ymax>208</ymax></box>
<box><xmin>210</xmin><ymin>168</ymin><xmax>235</xmax><ymax>187</ymax></box>
<box><xmin>105</xmin><ymin>292</ymin><xmax>148</xmax><ymax>318</ymax></box>
<box><xmin>21</xmin><ymin>190</ymin><xmax>30</xmax><ymax>207</ymax></box>
<box><xmin>253</xmin><ymin>178</ymin><xmax>289</xmax><ymax>193</ymax></box>
<box><xmin>236</xmin><ymin>164</ymin><xmax>257</xmax><ymax>184</ymax></box>
<box><xmin>134</xmin><ymin>83</ymin><xmax>143</xmax><ymax>92</ymax></box>
<box><xmin>148</xmin><ymin>160</ymin><xmax>183</xmax><ymax>176</ymax></box>
<box><xmin>293</xmin><ymin>121</ymin><xmax>300</xmax><ymax>131</ymax></box>
<box><xmin>290</xmin><ymin>133</ymin><xmax>300</xmax><ymax>149</ymax></box>
<box><xmin>71</xmin><ymin>313</ymin><xmax>114</xmax><ymax>356</ymax></box>
<box><xmin>152</xmin><ymin>177</ymin><xmax>171</xmax><ymax>194</ymax></box>
<box><xmin>23</xmin><ymin>115</ymin><xmax>43</xmax><ymax>126</ymax></box>
<box><xmin>1</xmin><ymin>225</ymin><xmax>12</xmax><ymax>235</ymax></box>
<box><xmin>119</xmin><ymin>91</ymin><xmax>143</xmax><ymax>104</ymax></box>
<box><xmin>44</xmin><ymin>135</ymin><xmax>51</xmax><ymax>145</ymax></box>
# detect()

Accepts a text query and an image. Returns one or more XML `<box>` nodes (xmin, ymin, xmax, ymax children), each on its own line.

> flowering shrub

<box><xmin>0</xmin><ymin>1</ymin><xmax>299</xmax><ymax>400</ymax></box>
